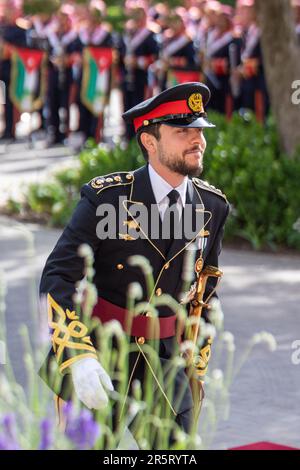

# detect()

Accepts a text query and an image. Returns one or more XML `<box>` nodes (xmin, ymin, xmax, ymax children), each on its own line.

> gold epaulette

<box><xmin>88</xmin><ymin>171</ymin><xmax>134</xmax><ymax>194</ymax></box>
<box><xmin>192</xmin><ymin>178</ymin><xmax>227</xmax><ymax>202</ymax></box>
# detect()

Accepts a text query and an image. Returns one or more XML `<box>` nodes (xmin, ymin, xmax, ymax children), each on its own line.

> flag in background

<box><xmin>81</xmin><ymin>47</ymin><xmax>114</xmax><ymax>116</ymax></box>
<box><xmin>9</xmin><ymin>47</ymin><xmax>47</xmax><ymax>113</ymax></box>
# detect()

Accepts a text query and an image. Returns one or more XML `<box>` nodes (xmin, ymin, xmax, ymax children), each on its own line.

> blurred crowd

<box><xmin>1</xmin><ymin>0</ymin><xmax>300</xmax><ymax>146</ymax></box>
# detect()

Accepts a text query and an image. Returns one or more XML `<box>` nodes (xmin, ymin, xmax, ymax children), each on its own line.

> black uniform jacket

<box><xmin>39</xmin><ymin>164</ymin><xmax>229</xmax><ymax>414</ymax></box>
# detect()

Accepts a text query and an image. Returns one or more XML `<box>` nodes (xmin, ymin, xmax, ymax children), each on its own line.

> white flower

<box><xmin>171</xmin><ymin>356</ymin><xmax>186</xmax><ymax>369</ymax></box>
<box><xmin>104</xmin><ymin>320</ymin><xmax>124</xmax><ymax>337</ymax></box>
<box><xmin>78</xmin><ymin>243</ymin><xmax>93</xmax><ymax>259</ymax></box>
<box><xmin>211</xmin><ymin>368</ymin><xmax>224</xmax><ymax>382</ymax></box>
<box><xmin>127</xmin><ymin>282</ymin><xmax>143</xmax><ymax>300</ymax></box>
<box><xmin>174</xmin><ymin>429</ymin><xmax>187</xmax><ymax>444</ymax></box>
<box><xmin>128</xmin><ymin>255</ymin><xmax>153</xmax><ymax>276</ymax></box>
<box><xmin>180</xmin><ymin>340</ymin><xmax>196</xmax><ymax>355</ymax></box>
<box><xmin>86</xmin><ymin>267</ymin><xmax>95</xmax><ymax>279</ymax></box>
<box><xmin>194</xmin><ymin>435</ymin><xmax>202</xmax><ymax>448</ymax></box>
<box><xmin>251</xmin><ymin>331</ymin><xmax>277</xmax><ymax>351</ymax></box>
<box><xmin>220</xmin><ymin>331</ymin><xmax>234</xmax><ymax>343</ymax></box>
<box><xmin>0</xmin><ymin>373</ymin><xmax>12</xmax><ymax>400</ymax></box>
<box><xmin>220</xmin><ymin>331</ymin><xmax>235</xmax><ymax>351</ymax></box>
<box><xmin>128</xmin><ymin>401</ymin><xmax>144</xmax><ymax>418</ymax></box>
<box><xmin>72</xmin><ymin>291</ymin><xmax>83</xmax><ymax>305</ymax></box>
<box><xmin>201</xmin><ymin>323</ymin><xmax>217</xmax><ymax>340</ymax></box>
<box><xmin>208</xmin><ymin>298</ymin><xmax>224</xmax><ymax>330</ymax></box>
<box><xmin>227</xmin><ymin>342</ymin><xmax>236</xmax><ymax>352</ymax></box>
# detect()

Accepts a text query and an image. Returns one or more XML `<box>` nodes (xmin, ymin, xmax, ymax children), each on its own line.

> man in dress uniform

<box><xmin>119</xmin><ymin>7</ymin><xmax>159</xmax><ymax>140</ymax></box>
<box><xmin>39</xmin><ymin>82</ymin><xmax>229</xmax><ymax>447</ymax></box>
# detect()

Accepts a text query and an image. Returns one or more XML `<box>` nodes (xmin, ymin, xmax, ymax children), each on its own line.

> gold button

<box><xmin>116</xmin><ymin>263</ymin><xmax>124</xmax><ymax>270</ymax></box>
<box><xmin>106</xmin><ymin>177</ymin><xmax>113</xmax><ymax>183</ymax></box>
<box><xmin>126</xmin><ymin>174</ymin><xmax>133</xmax><ymax>180</ymax></box>
<box><xmin>91</xmin><ymin>180</ymin><xmax>103</xmax><ymax>189</ymax></box>
<box><xmin>164</xmin><ymin>263</ymin><xmax>170</xmax><ymax>270</ymax></box>
<box><xmin>156</xmin><ymin>288</ymin><xmax>162</xmax><ymax>296</ymax></box>
<box><xmin>137</xmin><ymin>336</ymin><xmax>145</xmax><ymax>345</ymax></box>
<box><xmin>114</xmin><ymin>176</ymin><xmax>121</xmax><ymax>182</ymax></box>
<box><xmin>145</xmin><ymin>312</ymin><xmax>152</xmax><ymax>317</ymax></box>
<box><xmin>143</xmin><ymin>119</ymin><xmax>149</xmax><ymax>126</ymax></box>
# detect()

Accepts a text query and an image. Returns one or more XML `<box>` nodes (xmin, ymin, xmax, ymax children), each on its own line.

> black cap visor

<box><xmin>163</xmin><ymin>116</ymin><xmax>215</xmax><ymax>128</ymax></box>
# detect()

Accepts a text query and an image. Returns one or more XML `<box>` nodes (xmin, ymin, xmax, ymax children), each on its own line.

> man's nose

<box><xmin>189</xmin><ymin>129</ymin><xmax>204</xmax><ymax>145</ymax></box>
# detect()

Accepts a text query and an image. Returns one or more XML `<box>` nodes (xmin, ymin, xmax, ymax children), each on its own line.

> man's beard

<box><xmin>158</xmin><ymin>147</ymin><xmax>203</xmax><ymax>177</ymax></box>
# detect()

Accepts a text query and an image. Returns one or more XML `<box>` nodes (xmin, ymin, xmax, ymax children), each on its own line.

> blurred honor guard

<box><xmin>237</xmin><ymin>0</ymin><xmax>269</xmax><ymax>122</ymax></box>
<box><xmin>204</xmin><ymin>5</ymin><xmax>241</xmax><ymax>118</ymax></box>
<box><xmin>0</xmin><ymin>1</ymin><xmax>27</xmax><ymax>140</ymax></box>
<box><xmin>46</xmin><ymin>10</ymin><xmax>78</xmax><ymax>145</ymax></box>
<box><xmin>77</xmin><ymin>7</ymin><xmax>115</xmax><ymax>142</ymax></box>
<box><xmin>39</xmin><ymin>82</ymin><xmax>229</xmax><ymax>447</ymax></box>
<box><xmin>152</xmin><ymin>13</ymin><xmax>200</xmax><ymax>92</ymax></box>
<box><xmin>119</xmin><ymin>7</ymin><xmax>159</xmax><ymax>140</ymax></box>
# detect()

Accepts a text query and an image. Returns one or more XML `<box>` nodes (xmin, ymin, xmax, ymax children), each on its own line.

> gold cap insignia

<box><xmin>187</xmin><ymin>93</ymin><xmax>204</xmax><ymax>113</ymax></box>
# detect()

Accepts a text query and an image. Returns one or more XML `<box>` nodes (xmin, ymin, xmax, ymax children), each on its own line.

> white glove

<box><xmin>70</xmin><ymin>357</ymin><xmax>114</xmax><ymax>410</ymax></box>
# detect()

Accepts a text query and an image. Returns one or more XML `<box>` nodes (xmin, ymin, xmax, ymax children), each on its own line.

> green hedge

<box><xmin>6</xmin><ymin>112</ymin><xmax>300</xmax><ymax>250</ymax></box>
<box><xmin>204</xmin><ymin>112</ymin><xmax>300</xmax><ymax>250</ymax></box>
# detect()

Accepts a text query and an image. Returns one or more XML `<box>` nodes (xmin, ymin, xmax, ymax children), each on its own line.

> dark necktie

<box><xmin>164</xmin><ymin>189</ymin><xmax>180</xmax><ymax>253</ymax></box>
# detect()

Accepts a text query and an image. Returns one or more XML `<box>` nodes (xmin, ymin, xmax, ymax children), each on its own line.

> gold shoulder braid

<box><xmin>192</xmin><ymin>178</ymin><xmax>227</xmax><ymax>202</ymax></box>
<box><xmin>47</xmin><ymin>293</ymin><xmax>98</xmax><ymax>373</ymax></box>
<box><xmin>89</xmin><ymin>171</ymin><xmax>134</xmax><ymax>194</ymax></box>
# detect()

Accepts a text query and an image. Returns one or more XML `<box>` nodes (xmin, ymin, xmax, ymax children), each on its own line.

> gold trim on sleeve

<box><xmin>59</xmin><ymin>352</ymin><xmax>98</xmax><ymax>373</ymax></box>
<box><xmin>47</xmin><ymin>293</ymin><xmax>96</xmax><ymax>362</ymax></box>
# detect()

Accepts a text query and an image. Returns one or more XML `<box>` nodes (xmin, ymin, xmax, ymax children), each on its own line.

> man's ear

<box><xmin>140</xmin><ymin>132</ymin><xmax>157</xmax><ymax>155</ymax></box>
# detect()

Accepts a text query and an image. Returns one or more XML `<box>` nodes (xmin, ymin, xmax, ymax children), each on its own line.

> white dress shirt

<box><xmin>148</xmin><ymin>163</ymin><xmax>188</xmax><ymax>219</ymax></box>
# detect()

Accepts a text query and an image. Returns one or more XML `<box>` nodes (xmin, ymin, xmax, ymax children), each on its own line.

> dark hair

<box><xmin>137</xmin><ymin>123</ymin><xmax>161</xmax><ymax>160</ymax></box>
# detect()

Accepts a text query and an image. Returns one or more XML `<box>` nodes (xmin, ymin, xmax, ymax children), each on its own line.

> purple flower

<box><xmin>0</xmin><ymin>436</ymin><xmax>19</xmax><ymax>450</ymax></box>
<box><xmin>39</xmin><ymin>418</ymin><xmax>53</xmax><ymax>450</ymax></box>
<box><xmin>0</xmin><ymin>415</ymin><xmax>20</xmax><ymax>450</ymax></box>
<box><xmin>65</xmin><ymin>404</ymin><xmax>100</xmax><ymax>449</ymax></box>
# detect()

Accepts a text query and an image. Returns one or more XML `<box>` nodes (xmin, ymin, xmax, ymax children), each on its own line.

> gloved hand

<box><xmin>70</xmin><ymin>357</ymin><xmax>114</xmax><ymax>410</ymax></box>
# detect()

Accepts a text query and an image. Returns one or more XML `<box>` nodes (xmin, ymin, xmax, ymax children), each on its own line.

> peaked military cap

<box><xmin>122</xmin><ymin>82</ymin><xmax>215</xmax><ymax>133</ymax></box>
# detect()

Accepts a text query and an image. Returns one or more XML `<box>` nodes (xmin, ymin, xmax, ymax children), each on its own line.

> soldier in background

<box><xmin>28</xmin><ymin>11</ymin><xmax>53</xmax><ymax>134</ymax></box>
<box><xmin>46</xmin><ymin>9</ymin><xmax>78</xmax><ymax>145</ymax></box>
<box><xmin>76</xmin><ymin>6</ymin><xmax>115</xmax><ymax>142</ymax></box>
<box><xmin>0</xmin><ymin>0</ymin><xmax>26</xmax><ymax>140</ymax></box>
<box><xmin>119</xmin><ymin>6</ymin><xmax>159</xmax><ymax>141</ymax></box>
<box><xmin>204</xmin><ymin>5</ymin><xmax>241</xmax><ymax>118</ymax></box>
<box><xmin>152</xmin><ymin>12</ymin><xmax>198</xmax><ymax>92</ymax></box>
<box><xmin>234</xmin><ymin>0</ymin><xmax>269</xmax><ymax>122</ymax></box>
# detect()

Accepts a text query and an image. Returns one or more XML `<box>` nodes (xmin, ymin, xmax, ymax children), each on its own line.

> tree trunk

<box><xmin>256</xmin><ymin>0</ymin><xmax>300</xmax><ymax>156</ymax></box>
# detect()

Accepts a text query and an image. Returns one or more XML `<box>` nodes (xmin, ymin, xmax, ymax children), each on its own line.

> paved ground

<box><xmin>0</xmin><ymin>140</ymin><xmax>75</xmax><ymax>205</ymax></box>
<box><xmin>0</xmin><ymin>215</ymin><xmax>299</xmax><ymax>449</ymax></box>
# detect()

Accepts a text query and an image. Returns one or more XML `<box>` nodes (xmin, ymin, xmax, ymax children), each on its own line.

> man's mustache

<box><xmin>184</xmin><ymin>147</ymin><xmax>204</xmax><ymax>156</ymax></box>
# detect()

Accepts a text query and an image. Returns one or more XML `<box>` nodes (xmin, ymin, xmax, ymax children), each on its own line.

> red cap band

<box><xmin>133</xmin><ymin>99</ymin><xmax>193</xmax><ymax>131</ymax></box>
